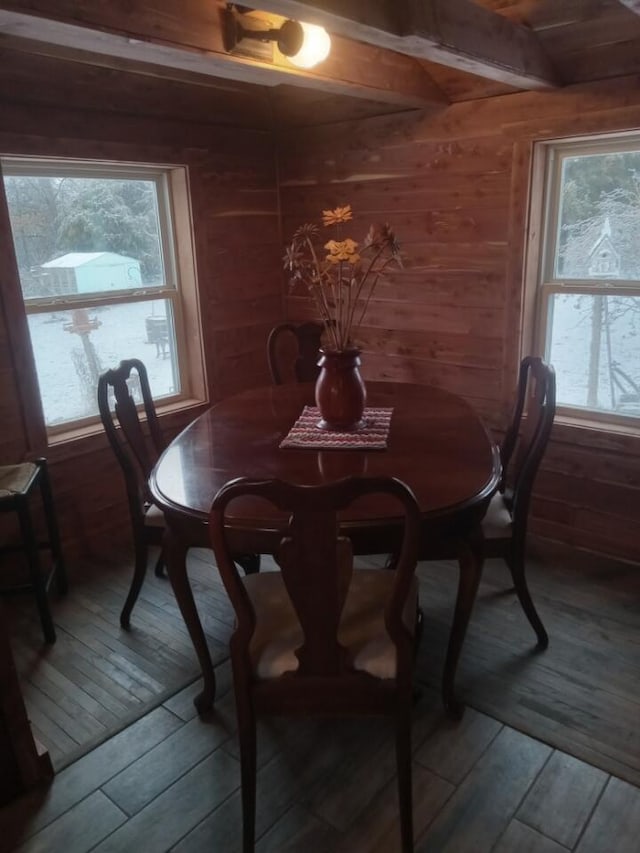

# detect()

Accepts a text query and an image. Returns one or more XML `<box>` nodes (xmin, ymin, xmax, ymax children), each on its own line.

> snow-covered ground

<box><xmin>29</xmin><ymin>301</ymin><xmax>177</xmax><ymax>426</ymax></box>
<box><xmin>28</xmin><ymin>294</ymin><xmax>640</xmax><ymax>427</ymax></box>
<box><xmin>548</xmin><ymin>294</ymin><xmax>640</xmax><ymax>416</ymax></box>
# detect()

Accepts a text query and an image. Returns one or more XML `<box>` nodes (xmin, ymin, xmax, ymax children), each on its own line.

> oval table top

<box><xmin>150</xmin><ymin>382</ymin><xmax>500</xmax><ymax>549</ymax></box>
<box><xmin>150</xmin><ymin>381</ymin><xmax>501</xmax><ymax>717</ymax></box>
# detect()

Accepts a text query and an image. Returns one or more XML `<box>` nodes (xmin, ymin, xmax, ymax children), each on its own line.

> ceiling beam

<box><xmin>258</xmin><ymin>0</ymin><xmax>559</xmax><ymax>90</ymax></box>
<box><xmin>0</xmin><ymin>3</ymin><xmax>447</xmax><ymax>110</ymax></box>
<box><xmin>617</xmin><ymin>0</ymin><xmax>640</xmax><ymax>13</ymax></box>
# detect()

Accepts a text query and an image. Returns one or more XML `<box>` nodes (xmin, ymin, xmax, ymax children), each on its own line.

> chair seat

<box><xmin>144</xmin><ymin>503</ymin><xmax>165</xmax><ymax>528</ymax></box>
<box><xmin>0</xmin><ymin>463</ymin><xmax>37</xmax><ymax>499</ymax></box>
<box><xmin>481</xmin><ymin>492</ymin><xmax>512</xmax><ymax>539</ymax></box>
<box><xmin>243</xmin><ymin>569</ymin><xmax>418</xmax><ymax>681</ymax></box>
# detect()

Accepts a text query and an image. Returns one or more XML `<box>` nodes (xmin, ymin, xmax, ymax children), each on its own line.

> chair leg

<box><xmin>414</xmin><ymin>603</ymin><xmax>424</xmax><ymax>656</ymax></box>
<box><xmin>120</xmin><ymin>537</ymin><xmax>148</xmax><ymax>629</ymax></box>
<box><xmin>36</xmin><ymin>458</ymin><xmax>68</xmax><ymax>595</ymax></box>
<box><xmin>235</xmin><ymin>553</ymin><xmax>261</xmax><ymax>575</ymax></box>
<box><xmin>442</xmin><ymin>537</ymin><xmax>484</xmax><ymax>719</ymax></box>
<box><xmin>17</xmin><ymin>501</ymin><xmax>56</xmax><ymax>644</ymax></box>
<box><xmin>507</xmin><ymin>548</ymin><xmax>548</xmax><ymax>649</ymax></box>
<box><xmin>236</xmin><ymin>689</ymin><xmax>257</xmax><ymax>853</ymax></box>
<box><xmin>154</xmin><ymin>551</ymin><xmax>165</xmax><ymax>578</ymax></box>
<box><xmin>396</xmin><ymin>708</ymin><xmax>414</xmax><ymax>853</ymax></box>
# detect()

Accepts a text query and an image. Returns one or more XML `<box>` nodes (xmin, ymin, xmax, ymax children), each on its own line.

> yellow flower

<box><xmin>325</xmin><ymin>238</ymin><xmax>360</xmax><ymax>265</ymax></box>
<box><xmin>322</xmin><ymin>205</ymin><xmax>353</xmax><ymax>226</ymax></box>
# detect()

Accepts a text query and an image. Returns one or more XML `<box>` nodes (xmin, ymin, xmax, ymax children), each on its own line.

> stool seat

<box><xmin>0</xmin><ymin>463</ymin><xmax>39</xmax><ymax>497</ymax></box>
<box><xmin>0</xmin><ymin>458</ymin><xmax>67</xmax><ymax>644</ymax></box>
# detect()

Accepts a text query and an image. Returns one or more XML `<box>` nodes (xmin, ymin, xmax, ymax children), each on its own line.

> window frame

<box><xmin>0</xmin><ymin>155</ymin><xmax>206</xmax><ymax>438</ymax></box>
<box><xmin>532</xmin><ymin>134</ymin><xmax>640</xmax><ymax>431</ymax></box>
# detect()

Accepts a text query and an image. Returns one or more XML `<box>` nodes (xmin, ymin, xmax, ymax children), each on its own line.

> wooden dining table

<box><xmin>150</xmin><ymin>381</ymin><xmax>501</xmax><ymax>717</ymax></box>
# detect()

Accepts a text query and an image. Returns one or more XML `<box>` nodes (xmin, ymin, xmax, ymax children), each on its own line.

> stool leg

<box><xmin>17</xmin><ymin>499</ymin><xmax>56</xmax><ymax>644</ymax></box>
<box><xmin>36</xmin><ymin>458</ymin><xmax>68</xmax><ymax>595</ymax></box>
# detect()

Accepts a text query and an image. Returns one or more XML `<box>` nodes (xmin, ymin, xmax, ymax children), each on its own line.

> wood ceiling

<box><xmin>1</xmin><ymin>1</ymin><xmax>640</xmax><ymax>126</ymax></box>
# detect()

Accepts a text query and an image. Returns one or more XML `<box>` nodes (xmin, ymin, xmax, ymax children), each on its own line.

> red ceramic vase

<box><xmin>315</xmin><ymin>347</ymin><xmax>367</xmax><ymax>430</ymax></box>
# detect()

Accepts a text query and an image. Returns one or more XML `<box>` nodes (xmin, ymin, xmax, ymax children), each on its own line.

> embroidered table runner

<box><xmin>280</xmin><ymin>406</ymin><xmax>393</xmax><ymax>450</ymax></box>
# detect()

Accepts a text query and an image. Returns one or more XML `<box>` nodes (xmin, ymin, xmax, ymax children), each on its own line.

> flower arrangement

<box><xmin>283</xmin><ymin>204</ymin><xmax>402</xmax><ymax>351</ymax></box>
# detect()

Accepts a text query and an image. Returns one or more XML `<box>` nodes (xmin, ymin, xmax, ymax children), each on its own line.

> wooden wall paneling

<box><xmin>275</xmin><ymin>75</ymin><xmax>639</xmax><ymax>150</ymax></box>
<box><xmin>0</xmin><ymin>37</ymin><xmax>639</xmax><ymax>565</ymax></box>
<box><xmin>279</xmin><ymin>112</ymin><xmax>511</xmax><ymax>415</ymax></box>
<box><xmin>536</xmin><ymin>469</ymin><xmax>640</xmax><ymax>524</ymax></box>
<box><xmin>270</xmin><ymin>87</ymin><xmax>412</xmax><ymax>127</ymax></box>
<box><xmin>0</xmin><ymin>0</ymin><xmax>224</xmax><ymax>53</ymax></box>
<box><xmin>371</xmin><ymin>272</ymin><xmax>505</xmax><ymax>308</ymax></box>
<box><xmin>542</xmin><ymin>438</ymin><xmax>640</xmax><ymax>487</ymax></box>
<box><xmin>186</xmin><ymin>145</ymin><xmax>281</xmax><ymax>399</ymax></box>
<box><xmin>279</xmin><ymin>173</ymin><xmax>512</xmax><ymax>219</ymax></box>
<box><xmin>278</xmin><ymin>73</ymin><xmax>640</xmax><ymax>564</ymax></box>
<box><xmin>360</xmin><ymin>300</ymin><xmax>504</xmax><ymax>338</ymax></box>
<box><xmin>417</xmin><ymin>56</ymin><xmax>520</xmax><ymax>103</ymax></box>
<box><xmin>360</xmin><ymin>352</ymin><xmax>503</xmax><ymax>400</ymax></box>
<box><xmin>281</xmin><ymin>207</ymin><xmax>509</xmax><ymax>246</ymax></box>
<box><xmin>356</xmin><ymin>326</ymin><xmax>504</xmax><ymax>370</ymax></box>
<box><xmin>532</xmin><ymin>503</ymin><xmax>640</xmax><ymax>563</ymax></box>
<box><xmin>552</xmin><ymin>38</ymin><xmax>640</xmax><ymax>85</ymax></box>
<box><xmin>536</xmin><ymin>4</ymin><xmax>640</xmax><ymax>55</ymax></box>
<box><xmin>0</xmin><ymin>46</ymin><xmax>273</xmax><ymax>131</ymax></box>
<box><xmin>279</xmin><ymin>133</ymin><xmax>513</xmax><ymax>186</ymax></box>
<box><xmin>500</xmin><ymin>138</ymin><xmax>534</xmax><ymax>413</ymax></box>
<box><xmin>0</xmin><ymin>50</ymin><xmax>283</xmax><ymax>560</ymax></box>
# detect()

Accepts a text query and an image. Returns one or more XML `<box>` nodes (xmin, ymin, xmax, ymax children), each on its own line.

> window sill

<box><xmin>45</xmin><ymin>397</ymin><xmax>208</xmax><ymax>463</ymax></box>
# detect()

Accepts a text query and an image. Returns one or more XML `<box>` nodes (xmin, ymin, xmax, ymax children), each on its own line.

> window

<box><xmin>1</xmin><ymin>157</ymin><xmax>204</xmax><ymax>434</ymax></box>
<box><xmin>535</xmin><ymin>136</ymin><xmax>640</xmax><ymax>426</ymax></box>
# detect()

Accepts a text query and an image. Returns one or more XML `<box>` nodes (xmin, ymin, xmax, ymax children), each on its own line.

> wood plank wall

<box><xmin>1</xmin><ymin>46</ymin><xmax>639</xmax><ymax>567</ymax></box>
<box><xmin>0</xmin><ymin>50</ymin><xmax>282</xmax><ymax>559</ymax></box>
<box><xmin>277</xmin><ymin>75</ymin><xmax>640</xmax><ymax>565</ymax></box>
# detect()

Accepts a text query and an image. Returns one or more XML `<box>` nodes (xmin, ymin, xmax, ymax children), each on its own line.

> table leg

<box><xmin>442</xmin><ymin>534</ymin><xmax>483</xmax><ymax>720</ymax></box>
<box><xmin>164</xmin><ymin>528</ymin><xmax>216</xmax><ymax>713</ymax></box>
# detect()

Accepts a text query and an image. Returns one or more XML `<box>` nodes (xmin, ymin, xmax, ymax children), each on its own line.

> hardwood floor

<box><xmin>410</xmin><ymin>541</ymin><xmax>640</xmax><ymax>787</ymax></box>
<box><xmin>1</xmin><ymin>661</ymin><xmax>640</xmax><ymax>852</ymax></box>
<box><xmin>2</xmin><ymin>539</ymin><xmax>639</xmax><ymax>850</ymax></box>
<box><xmin>5</xmin><ymin>546</ymin><xmax>233</xmax><ymax>769</ymax></box>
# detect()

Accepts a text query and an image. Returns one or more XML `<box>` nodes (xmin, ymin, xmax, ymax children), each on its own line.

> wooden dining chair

<box><xmin>481</xmin><ymin>355</ymin><xmax>556</xmax><ymax>648</ymax></box>
<box><xmin>98</xmin><ymin>358</ymin><xmax>261</xmax><ymax>629</ymax></box>
<box><xmin>210</xmin><ymin>475</ymin><xmax>422</xmax><ymax>853</ymax></box>
<box><xmin>98</xmin><ymin>358</ymin><xmax>167</xmax><ymax>628</ymax></box>
<box><xmin>267</xmin><ymin>321</ymin><xmax>323</xmax><ymax>385</ymax></box>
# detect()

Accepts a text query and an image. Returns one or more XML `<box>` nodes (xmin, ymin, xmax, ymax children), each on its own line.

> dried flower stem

<box><xmin>284</xmin><ymin>205</ymin><xmax>402</xmax><ymax>351</ymax></box>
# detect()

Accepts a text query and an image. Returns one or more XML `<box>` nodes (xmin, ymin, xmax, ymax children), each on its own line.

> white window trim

<box><xmin>530</xmin><ymin>134</ymin><xmax>640</xmax><ymax>434</ymax></box>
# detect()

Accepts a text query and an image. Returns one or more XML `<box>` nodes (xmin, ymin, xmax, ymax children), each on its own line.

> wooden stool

<box><xmin>0</xmin><ymin>458</ymin><xmax>67</xmax><ymax>644</ymax></box>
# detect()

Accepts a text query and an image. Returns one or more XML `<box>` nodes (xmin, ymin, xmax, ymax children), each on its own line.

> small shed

<box><xmin>40</xmin><ymin>251</ymin><xmax>142</xmax><ymax>296</ymax></box>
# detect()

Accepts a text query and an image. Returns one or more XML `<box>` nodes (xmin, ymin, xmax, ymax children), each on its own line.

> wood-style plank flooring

<box><xmin>2</xmin><ymin>659</ymin><xmax>640</xmax><ymax>852</ymax></box>
<box><xmin>5</xmin><ymin>547</ymin><xmax>232</xmax><ymax>769</ymax></box>
<box><xmin>2</xmin><ymin>539</ymin><xmax>639</xmax><ymax>850</ymax></box>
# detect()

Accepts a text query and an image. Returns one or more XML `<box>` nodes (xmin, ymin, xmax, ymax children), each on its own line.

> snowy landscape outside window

<box><xmin>1</xmin><ymin>158</ymin><xmax>189</xmax><ymax>432</ymax></box>
<box><xmin>538</xmin><ymin>138</ymin><xmax>640</xmax><ymax>424</ymax></box>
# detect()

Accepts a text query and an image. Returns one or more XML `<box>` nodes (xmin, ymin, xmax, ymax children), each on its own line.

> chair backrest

<box><xmin>210</xmin><ymin>476</ymin><xmax>420</xmax><ymax>687</ymax></box>
<box><xmin>97</xmin><ymin>358</ymin><xmax>165</xmax><ymax>523</ymax></box>
<box><xmin>267</xmin><ymin>322</ymin><xmax>324</xmax><ymax>385</ymax></box>
<box><xmin>499</xmin><ymin>356</ymin><xmax>556</xmax><ymax>531</ymax></box>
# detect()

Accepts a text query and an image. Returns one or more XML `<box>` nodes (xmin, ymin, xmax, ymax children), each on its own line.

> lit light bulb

<box><xmin>286</xmin><ymin>23</ymin><xmax>331</xmax><ymax>69</ymax></box>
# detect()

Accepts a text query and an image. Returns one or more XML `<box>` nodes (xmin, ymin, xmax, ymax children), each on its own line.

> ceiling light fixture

<box><xmin>222</xmin><ymin>5</ymin><xmax>331</xmax><ymax>69</ymax></box>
